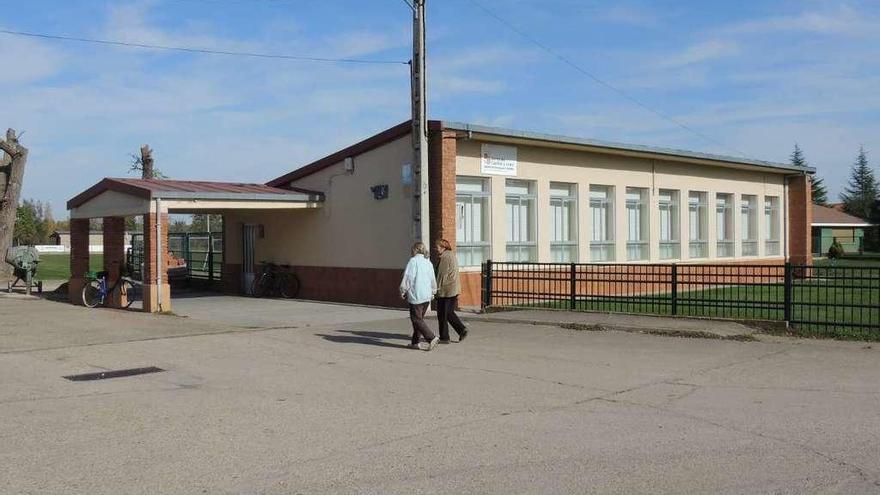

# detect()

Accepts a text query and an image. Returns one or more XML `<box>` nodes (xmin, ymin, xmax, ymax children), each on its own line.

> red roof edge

<box><xmin>67</xmin><ymin>178</ymin><xmax>152</xmax><ymax>210</ymax></box>
<box><xmin>267</xmin><ymin>120</ymin><xmax>445</xmax><ymax>187</ymax></box>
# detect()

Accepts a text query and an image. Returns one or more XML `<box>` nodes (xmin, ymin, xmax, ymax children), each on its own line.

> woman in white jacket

<box><xmin>399</xmin><ymin>242</ymin><xmax>440</xmax><ymax>351</ymax></box>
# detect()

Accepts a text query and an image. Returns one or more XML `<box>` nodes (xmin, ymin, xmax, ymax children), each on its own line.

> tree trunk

<box><xmin>0</xmin><ymin>128</ymin><xmax>29</xmax><ymax>281</ymax></box>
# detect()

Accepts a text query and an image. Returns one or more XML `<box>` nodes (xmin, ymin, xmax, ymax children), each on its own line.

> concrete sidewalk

<box><xmin>464</xmin><ymin>310</ymin><xmax>761</xmax><ymax>339</ymax></box>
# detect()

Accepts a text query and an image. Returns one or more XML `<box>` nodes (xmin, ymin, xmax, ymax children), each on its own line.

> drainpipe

<box><xmin>156</xmin><ymin>198</ymin><xmax>164</xmax><ymax>312</ymax></box>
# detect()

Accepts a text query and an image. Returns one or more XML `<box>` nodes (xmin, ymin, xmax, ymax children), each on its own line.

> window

<box><xmin>590</xmin><ymin>185</ymin><xmax>615</xmax><ymax>261</ymax></box>
<box><xmin>765</xmin><ymin>196</ymin><xmax>780</xmax><ymax>255</ymax></box>
<box><xmin>741</xmin><ymin>195</ymin><xmax>758</xmax><ymax>256</ymax></box>
<box><xmin>688</xmin><ymin>192</ymin><xmax>708</xmax><ymax>258</ymax></box>
<box><xmin>506</xmin><ymin>179</ymin><xmax>536</xmax><ymax>262</ymax></box>
<box><xmin>550</xmin><ymin>183</ymin><xmax>578</xmax><ymax>262</ymax></box>
<box><xmin>456</xmin><ymin>177</ymin><xmax>490</xmax><ymax>267</ymax></box>
<box><xmin>626</xmin><ymin>187</ymin><xmax>649</xmax><ymax>261</ymax></box>
<box><xmin>659</xmin><ymin>189</ymin><xmax>680</xmax><ymax>260</ymax></box>
<box><xmin>716</xmin><ymin>193</ymin><xmax>734</xmax><ymax>257</ymax></box>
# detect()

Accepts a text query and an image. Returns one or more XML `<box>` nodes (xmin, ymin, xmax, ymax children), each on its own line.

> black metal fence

<box><xmin>127</xmin><ymin>232</ymin><xmax>223</xmax><ymax>284</ymax></box>
<box><xmin>482</xmin><ymin>261</ymin><xmax>880</xmax><ymax>334</ymax></box>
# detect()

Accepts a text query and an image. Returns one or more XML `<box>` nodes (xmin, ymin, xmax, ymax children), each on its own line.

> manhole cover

<box><xmin>63</xmin><ymin>366</ymin><xmax>165</xmax><ymax>382</ymax></box>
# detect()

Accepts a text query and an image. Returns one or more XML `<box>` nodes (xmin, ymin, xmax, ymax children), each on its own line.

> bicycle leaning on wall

<box><xmin>82</xmin><ymin>262</ymin><xmax>141</xmax><ymax>308</ymax></box>
<box><xmin>251</xmin><ymin>261</ymin><xmax>300</xmax><ymax>299</ymax></box>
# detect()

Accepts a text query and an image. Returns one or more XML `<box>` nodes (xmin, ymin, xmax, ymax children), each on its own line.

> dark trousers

<box><xmin>436</xmin><ymin>296</ymin><xmax>466</xmax><ymax>341</ymax></box>
<box><xmin>409</xmin><ymin>302</ymin><xmax>435</xmax><ymax>345</ymax></box>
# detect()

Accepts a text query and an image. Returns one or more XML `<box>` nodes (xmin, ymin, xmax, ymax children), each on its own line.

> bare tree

<box><xmin>0</xmin><ymin>128</ymin><xmax>29</xmax><ymax>280</ymax></box>
<box><xmin>129</xmin><ymin>145</ymin><xmax>166</xmax><ymax>179</ymax></box>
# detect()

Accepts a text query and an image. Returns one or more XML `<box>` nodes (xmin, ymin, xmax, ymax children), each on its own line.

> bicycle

<box><xmin>82</xmin><ymin>266</ymin><xmax>141</xmax><ymax>309</ymax></box>
<box><xmin>251</xmin><ymin>261</ymin><xmax>300</xmax><ymax>299</ymax></box>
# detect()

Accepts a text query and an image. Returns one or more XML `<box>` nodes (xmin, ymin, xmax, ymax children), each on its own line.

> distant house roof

<box><xmin>267</xmin><ymin>119</ymin><xmax>814</xmax><ymax>187</ymax></box>
<box><xmin>68</xmin><ymin>178</ymin><xmax>324</xmax><ymax>209</ymax></box>
<box><xmin>812</xmin><ymin>204</ymin><xmax>872</xmax><ymax>227</ymax></box>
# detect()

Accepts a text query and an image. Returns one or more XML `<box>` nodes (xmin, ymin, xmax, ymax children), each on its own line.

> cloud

<box><xmin>721</xmin><ymin>4</ymin><xmax>878</xmax><ymax>37</ymax></box>
<box><xmin>0</xmin><ymin>34</ymin><xmax>65</xmax><ymax>85</ymax></box>
<box><xmin>657</xmin><ymin>39</ymin><xmax>741</xmax><ymax>68</ymax></box>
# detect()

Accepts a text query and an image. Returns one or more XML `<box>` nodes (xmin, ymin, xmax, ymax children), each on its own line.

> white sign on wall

<box><xmin>480</xmin><ymin>144</ymin><xmax>518</xmax><ymax>176</ymax></box>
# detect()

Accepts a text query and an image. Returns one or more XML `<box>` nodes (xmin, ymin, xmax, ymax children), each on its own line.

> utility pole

<box><xmin>409</xmin><ymin>0</ymin><xmax>430</xmax><ymax>245</ymax></box>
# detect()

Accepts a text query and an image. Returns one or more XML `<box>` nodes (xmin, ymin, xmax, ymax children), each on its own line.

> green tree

<box><xmin>13</xmin><ymin>200</ymin><xmax>48</xmax><ymax>245</ymax></box>
<box><xmin>811</xmin><ymin>176</ymin><xmax>828</xmax><ymax>205</ymax></box>
<box><xmin>840</xmin><ymin>146</ymin><xmax>878</xmax><ymax>220</ymax></box>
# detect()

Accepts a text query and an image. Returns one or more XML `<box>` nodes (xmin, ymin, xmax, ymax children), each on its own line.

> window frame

<box><xmin>716</xmin><ymin>193</ymin><xmax>735</xmax><ymax>258</ymax></box>
<box><xmin>455</xmin><ymin>176</ymin><xmax>491</xmax><ymax>267</ymax></box>
<box><xmin>658</xmin><ymin>189</ymin><xmax>681</xmax><ymax>260</ymax></box>
<box><xmin>589</xmin><ymin>185</ymin><xmax>615</xmax><ymax>262</ymax></box>
<box><xmin>505</xmin><ymin>179</ymin><xmax>537</xmax><ymax>262</ymax></box>
<box><xmin>764</xmin><ymin>196</ymin><xmax>780</xmax><ymax>256</ymax></box>
<box><xmin>625</xmin><ymin>187</ymin><xmax>650</xmax><ymax>261</ymax></box>
<box><xmin>688</xmin><ymin>191</ymin><xmax>708</xmax><ymax>259</ymax></box>
<box><xmin>741</xmin><ymin>194</ymin><xmax>758</xmax><ymax>256</ymax></box>
<box><xmin>549</xmin><ymin>182</ymin><xmax>578</xmax><ymax>263</ymax></box>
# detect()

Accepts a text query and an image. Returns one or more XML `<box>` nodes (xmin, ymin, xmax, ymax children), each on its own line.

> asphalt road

<box><xmin>2</xmin><ymin>295</ymin><xmax>879</xmax><ymax>494</ymax></box>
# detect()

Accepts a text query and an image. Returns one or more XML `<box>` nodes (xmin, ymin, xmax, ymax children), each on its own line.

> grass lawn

<box><xmin>37</xmin><ymin>253</ymin><xmax>104</xmax><ymax>280</ymax></box>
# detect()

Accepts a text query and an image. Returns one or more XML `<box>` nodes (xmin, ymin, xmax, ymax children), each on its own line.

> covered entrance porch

<box><xmin>66</xmin><ymin>178</ymin><xmax>323</xmax><ymax>312</ymax></box>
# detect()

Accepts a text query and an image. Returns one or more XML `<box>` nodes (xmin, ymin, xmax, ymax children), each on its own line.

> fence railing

<box><xmin>127</xmin><ymin>232</ymin><xmax>223</xmax><ymax>284</ymax></box>
<box><xmin>482</xmin><ymin>261</ymin><xmax>880</xmax><ymax>333</ymax></box>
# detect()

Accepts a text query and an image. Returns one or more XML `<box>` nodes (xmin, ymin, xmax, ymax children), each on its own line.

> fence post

<box><xmin>671</xmin><ymin>263</ymin><xmax>678</xmax><ymax>316</ymax></box>
<box><xmin>784</xmin><ymin>262</ymin><xmax>792</xmax><ymax>323</ymax></box>
<box><xmin>570</xmin><ymin>262</ymin><xmax>577</xmax><ymax>310</ymax></box>
<box><xmin>208</xmin><ymin>233</ymin><xmax>214</xmax><ymax>284</ymax></box>
<box><xmin>482</xmin><ymin>259</ymin><xmax>493</xmax><ymax>309</ymax></box>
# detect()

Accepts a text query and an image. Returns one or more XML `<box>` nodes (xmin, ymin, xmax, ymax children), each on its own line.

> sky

<box><xmin>2</xmin><ymin>0</ymin><xmax>878</xmax><ymax>216</ymax></box>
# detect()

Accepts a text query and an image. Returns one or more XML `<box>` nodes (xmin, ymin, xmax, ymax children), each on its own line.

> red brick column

<box><xmin>428</xmin><ymin>129</ymin><xmax>458</xmax><ymax>254</ymax></box>
<box><xmin>142</xmin><ymin>212</ymin><xmax>172</xmax><ymax>312</ymax></box>
<box><xmin>68</xmin><ymin>218</ymin><xmax>90</xmax><ymax>305</ymax></box>
<box><xmin>788</xmin><ymin>174</ymin><xmax>813</xmax><ymax>265</ymax></box>
<box><xmin>103</xmin><ymin>216</ymin><xmax>127</xmax><ymax>308</ymax></box>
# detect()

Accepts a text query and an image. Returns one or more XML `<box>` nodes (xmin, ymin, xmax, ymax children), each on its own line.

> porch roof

<box><xmin>68</xmin><ymin>178</ymin><xmax>324</xmax><ymax>218</ymax></box>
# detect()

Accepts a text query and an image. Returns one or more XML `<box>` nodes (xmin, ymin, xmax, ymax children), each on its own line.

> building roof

<box><xmin>442</xmin><ymin>121</ymin><xmax>816</xmax><ymax>174</ymax></box>
<box><xmin>266</xmin><ymin>119</ymin><xmax>814</xmax><ymax>187</ymax></box>
<box><xmin>68</xmin><ymin>178</ymin><xmax>324</xmax><ymax>210</ymax></box>
<box><xmin>812</xmin><ymin>204</ymin><xmax>872</xmax><ymax>227</ymax></box>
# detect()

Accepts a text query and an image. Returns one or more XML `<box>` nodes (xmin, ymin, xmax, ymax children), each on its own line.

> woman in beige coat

<box><xmin>434</xmin><ymin>238</ymin><xmax>468</xmax><ymax>343</ymax></box>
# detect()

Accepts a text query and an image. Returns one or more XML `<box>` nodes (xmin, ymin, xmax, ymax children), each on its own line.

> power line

<box><xmin>462</xmin><ymin>0</ymin><xmax>748</xmax><ymax>157</ymax></box>
<box><xmin>0</xmin><ymin>29</ymin><xmax>409</xmax><ymax>65</ymax></box>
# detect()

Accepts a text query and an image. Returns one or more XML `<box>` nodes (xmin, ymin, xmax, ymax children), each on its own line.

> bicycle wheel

<box><xmin>82</xmin><ymin>280</ymin><xmax>104</xmax><ymax>308</ymax></box>
<box><xmin>279</xmin><ymin>273</ymin><xmax>301</xmax><ymax>299</ymax></box>
<box><xmin>119</xmin><ymin>279</ymin><xmax>136</xmax><ymax>309</ymax></box>
<box><xmin>252</xmin><ymin>273</ymin><xmax>271</xmax><ymax>297</ymax></box>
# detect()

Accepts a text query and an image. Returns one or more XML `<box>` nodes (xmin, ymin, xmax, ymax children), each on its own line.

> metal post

<box><xmin>784</xmin><ymin>262</ymin><xmax>792</xmax><ymax>323</ymax></box>
<box><xmin>671</xmin><ymin>263</ymin><xmax>678</xmax><ymax>316</ymax></box>
<box><xmin>570</xmin><ymin>262</ymin><xmax>576</xmax><ymax>310</ymax></box>
<box><xmin>208</xmin><ymin>233</ymin><xmax>214</xmax><ymax>284</ymax></box>
<box><xmin>483</xmin><ymin>259</ymin><xmax>493</xmax><ymax>309</ymax></box>
<box><xmin>410</xmin><ymin>0</ymin><xmax>430</xmax><ymax>244</ymax></box>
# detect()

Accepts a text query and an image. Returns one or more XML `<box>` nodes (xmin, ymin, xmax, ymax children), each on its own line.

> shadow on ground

<box><xmin>317</xmin><ymin>330</ymin><xmax>412</xmax><ymax>349</ymax></box>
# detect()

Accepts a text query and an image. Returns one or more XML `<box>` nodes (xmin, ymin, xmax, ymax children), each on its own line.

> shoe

<box><xmin>408</xmin><ymin>343</ymin><xmax>421</xmax><ymax>350</ymax></box>
<box><xmin>458</xmin><ymin>329</ymin><xmax>468</xmax><ymax>342</ymax></box>
<box><xmin>439</xmin><ymin>339</ymin><xmax>452</xmax><ymax>344</ymax></box>
<box><xmin>428</xmin><ymin>337</ymin><xmax>440</xmax><ymax>350</ymax></box>
<box><xmin>417</xmin><ymin>342</ymin><xmax>430</xmax><ymax>351</ymax></box>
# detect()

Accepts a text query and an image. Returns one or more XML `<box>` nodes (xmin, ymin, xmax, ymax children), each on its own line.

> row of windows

<box><xmin>455</xmin><ymin>177</ymin><xmax>782</xmax><ymax>267</ymax></box>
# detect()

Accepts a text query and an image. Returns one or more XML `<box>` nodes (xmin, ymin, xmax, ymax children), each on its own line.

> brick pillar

<box><xmin>68</xmin><ymin>218</ymin><xmax>90</xmax><ymax>305</ymax></box>
<box><xmin>103</xmin><ymin>216</ymin><xmax>127</xmax><ymax>308</ymax></box>
<box><xmin>142</xmin><ymin>212</ymin><xmax>172</xmax><ymax>313</ymax></box>
<box><xmin>428</xmin><ymin>129</ymin><xmax>458</xmax><ymax>257</ymax></box>
<box><xmin>788</xmin><ymin>174</ymin><xmax>813</xmax><ymax>265</ymax></box>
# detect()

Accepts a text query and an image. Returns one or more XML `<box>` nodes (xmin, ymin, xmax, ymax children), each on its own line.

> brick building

<box><xmin>67</xmin><ymin>120</ymin><xmax>814</xmax><ymax>312</ymax></box>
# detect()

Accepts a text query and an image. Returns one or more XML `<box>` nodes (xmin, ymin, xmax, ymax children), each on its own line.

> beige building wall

<box><xmin>224</xmin><ymin>135</ymin><xmax>412</xmax><ymax>270</ymax></box>
<box><xmin>455</xmin><ymin>139</ymin><xmax>787</xmax><ymax>267</ymax></box>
